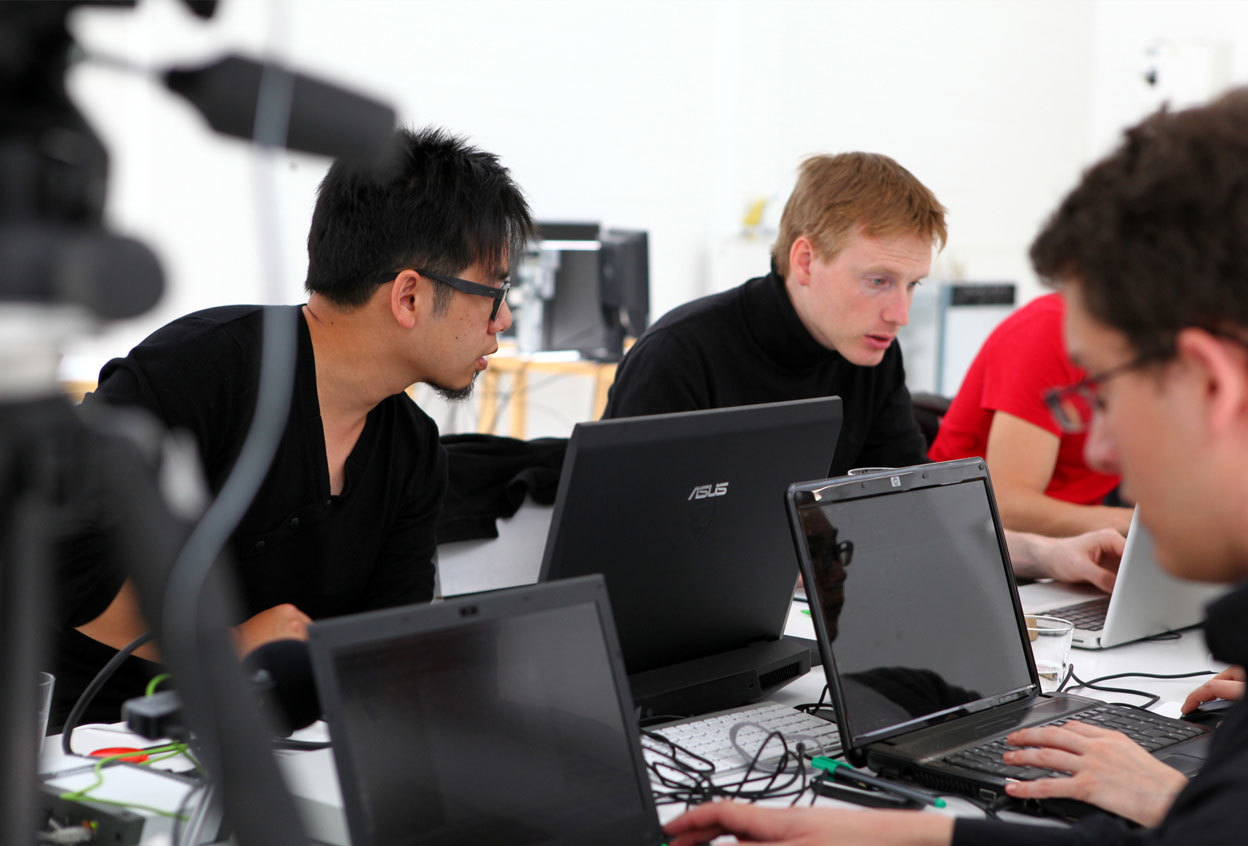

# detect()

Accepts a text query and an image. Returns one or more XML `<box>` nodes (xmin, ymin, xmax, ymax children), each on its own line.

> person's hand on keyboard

<box><xmin>999</xmin><ymin>721</ymin><xmax>1188</xmax><ymax>826</ymax></box>
<box><xmin>1006</xmin><ymin>528</ymin><xmax>1123</xmax><ymax>594</ymax></box>
<box><xmin>664</xmin><ymin>800</ymin><xmax>954</xmax><ymax>846</ymax></box>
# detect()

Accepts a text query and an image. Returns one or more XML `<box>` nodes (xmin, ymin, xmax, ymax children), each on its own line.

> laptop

<box><xmin>787</xmin><ymin>458</ymin><xmax>1211</xmax><ymax>815</ymax></box>
<box><xmin>540</xmin><ymin>397</ymin><xmax>842</xmax><ymax>718</ymax></box>
<box><xmin>306</xmin><ymin>576</ymin><xmax>665</xmax><ymax>846</ymax></box>
<box><xmin>1020</xmin><ymin>508</ymin><xmax>1224</xmax><ymax>649</ymax></box>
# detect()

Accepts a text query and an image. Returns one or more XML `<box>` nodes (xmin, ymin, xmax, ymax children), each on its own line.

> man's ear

<box><xmin>789</xmin><ymin>236</ymin><xmax>815</xmax><ymax>287</ymax></box>
<box><xmin>389</xmin><ymin>269</ymin><xmax>426</xmax><ymax>329</ymax></box>
<box><xmin>1175</xmin><ymin>328</ymin><xmax>1248</xmax><ymax>437</ymax></box>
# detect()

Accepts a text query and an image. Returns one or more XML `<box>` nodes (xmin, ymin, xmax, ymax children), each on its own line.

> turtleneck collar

<box><xmin>740</xmin><ymin>270</ymin><xmax>840</xmax><ymax>370</ymax></box>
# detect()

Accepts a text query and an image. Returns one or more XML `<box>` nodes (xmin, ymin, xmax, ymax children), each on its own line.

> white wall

<box><xmin>57</xmin><ymin>0</ymin><xmax>1248</xmax><ymax>434</ymax></box>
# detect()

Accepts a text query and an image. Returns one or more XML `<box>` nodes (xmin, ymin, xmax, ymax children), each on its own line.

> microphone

<box><xmin>162</xmin><ymin>54</ymin><xmax>396</xmax><ymax>160</ymax></box>
<box><xmin>241</xmin><ymin>638</ymin><xmax>321</xmax><ymax>737</ymax></box>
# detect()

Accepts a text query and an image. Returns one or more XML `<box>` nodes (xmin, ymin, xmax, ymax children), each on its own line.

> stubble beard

<box><xmin>430</xmin><ymin>372</ymin><xmax>477</xmax><ymax>402</ymax></box>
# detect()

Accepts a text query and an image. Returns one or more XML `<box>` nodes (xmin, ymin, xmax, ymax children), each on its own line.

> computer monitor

<box><xmin>538</xmin><ymin>397</ymin><xmax>843</xmax><ymax>717</ymax></box>
<box><xmin>515</xmin><ymin>221</ymin><xmax>649</xmax><ymax>361</ymax></box>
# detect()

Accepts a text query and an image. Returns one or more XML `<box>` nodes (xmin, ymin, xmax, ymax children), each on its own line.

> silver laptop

<box><xmin>1020</xmin><ymin>508</ymin><xmax>1223</xmax><ymax>649</ymax></box>
<box><xmin>787</xmin><ymin>459</ymin><xmax>1210</xmax><ymax>817</ymax></box>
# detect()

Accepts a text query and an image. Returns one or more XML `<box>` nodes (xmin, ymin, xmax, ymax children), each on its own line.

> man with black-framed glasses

<box><xmin>51</xmin><ymin>127</ymin><xmax>534</xmax><ymax>728</ymax></box>
<box><xmin>665</xmin><ymin>85</ymin><xmax>1248</xmax><ymax>846</ymax></box>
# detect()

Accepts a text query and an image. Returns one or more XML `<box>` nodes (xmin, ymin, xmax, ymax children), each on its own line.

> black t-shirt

<box><xmin>52</xmin><ymin>305</ymin><xmax>447</xmax><ymax>729</ymax></box>
<box><xmin>602</xmin><ymin>272</ymin><xmax>927</xmax><ymax>476</ymax></box>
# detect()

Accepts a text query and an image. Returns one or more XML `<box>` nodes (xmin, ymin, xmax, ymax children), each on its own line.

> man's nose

<box><xmin>883</xmin><ymin>287</ymin><xmax>912</xmax><ymax>327</ymax></box>
<box><xmin>491</xmin><ymin>299</ymin><xmax>513</xmax><ymax>334</ymax></box>
<box><xmin>1083</xmin><ymin>411</ymin><xmax>1120</xmax><ymax>475</ymax></box>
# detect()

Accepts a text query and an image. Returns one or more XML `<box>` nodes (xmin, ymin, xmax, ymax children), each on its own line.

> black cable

<box><xmin>1065</xmin><ymin>668</ymin><xmax>1217</xmax><ymax>712</ymax></box>
<box><xmin>641</xmin><ymin>728</ymin><xmax>812</xmax><ymax>807</ymax></box>
<box><xmin>1055</xmin><ymin>662</ymin><xmax>1077</xmax><ymax>693</ymax></box>
<box><xmin>61</xmin><ymin>632</ymin><xmax>155</xmax><ymax>757</ymax></box>
<box><xmin>957</xmin><ymin>791</ymin><xmax>1010</xmax><ymax>821</ymax></box>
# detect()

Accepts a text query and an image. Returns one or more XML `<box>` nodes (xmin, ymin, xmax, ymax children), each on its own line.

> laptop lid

<box><xmin>307</xmin><ymin>576</ymin><xmax>665</xmax><ymax>846</ymax></box>
<box><xmin>539</xmin><ymin>397</ymin><xmax>842</xmax><ymax>674</ymax></box>
<box><xmin>787</xmin><ymin>458</ymin><xmax>1039</xmax><ymax>761</ymax></box>
<box><xmin>1022</xmin><ymin>508</ymin><xmax>1224</xmax><ymax>648</ymax></box>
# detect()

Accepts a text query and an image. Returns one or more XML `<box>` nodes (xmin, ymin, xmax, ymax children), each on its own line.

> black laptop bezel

<box><xmin>785</xmin><ymin>458</ymin><xmax>1041</xmax><ymax>767</ymax></box>
<box><xmin>307</xmin><ymin>575</ymin><xmax>665</xmax><ymax>846</ymax></box>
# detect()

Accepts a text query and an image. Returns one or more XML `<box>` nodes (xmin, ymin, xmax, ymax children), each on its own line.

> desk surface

<box><xmin>42</xmin><ymin>596</ymin><xmax>1224</xmax><ymax>845</ymax></box>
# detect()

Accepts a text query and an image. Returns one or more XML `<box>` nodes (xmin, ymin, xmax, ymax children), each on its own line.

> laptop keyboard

<box><xmin>943</xmin><ymin>704</ymin><xmax>1205</xmax><ymax>780</ymax></box>
<box><xmin>645</xmin><ymin>701</ymin><xmax>842</xmax><ymax>775</ymax></box>
<box><xmin>1041</xmin><ymin>596</ymin><xmax>1110</xmax><ymax>631</ymax></box>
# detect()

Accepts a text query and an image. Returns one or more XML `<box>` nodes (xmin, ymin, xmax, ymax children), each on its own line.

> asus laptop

<box><xmin>787</xmin><ymin>459</ymin><xmax>1210</xmax><ymax>815</ymax></box>
<box><xmin>1020</xmin><ymin>508</ymin><xmax>1223</xmax><ymax>649</ymax></box>
<box><xmin>307</xmin><ymin>575</ymin><xmax>665</xmax><ymax>846</ymax></box>
<box><xmin>540</xmin><ymin>397</ymin><xmax>842</xmax><ymax>718</ymax></box>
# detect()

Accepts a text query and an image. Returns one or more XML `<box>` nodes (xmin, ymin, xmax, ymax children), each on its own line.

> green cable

<box><xmin>145</xmin><ymin>673</ymin><xmax>171</xmax><ymax>697</ymax></box>
<box><xmin>59</xmin><ymin>742</ymin><xmax>194</xmax><ymax>820</ymax></box>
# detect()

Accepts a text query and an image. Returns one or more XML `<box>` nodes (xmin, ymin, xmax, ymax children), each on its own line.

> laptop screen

<box><xmin>790</xmin><ymin>461</ymin><xmax>1035</xmax><ymax>750</ymax></box>
<box><xmin>309</xmin><ymin>577</ymin><xmax>663</xmax><ymax>846</ymax></box>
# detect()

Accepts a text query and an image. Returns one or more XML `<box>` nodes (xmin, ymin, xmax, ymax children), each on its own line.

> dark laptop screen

<box><xmin>793</xmin><ymin>470</ymin><xmax>1034</xmax><ymax>747</ymax></box>
<box><xmin>311</xmin><ymin>581</ymin><xmax>662</xmax><ymax>846</ymax></box>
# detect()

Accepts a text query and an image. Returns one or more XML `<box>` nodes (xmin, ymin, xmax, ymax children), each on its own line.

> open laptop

<box><xmin>1020</xmin><ymin>508</ymin><xmax>1224</xmax><ymax>649</ymax></box>
<box><xmin>306</xmin><ymin>575</ymin><xmax>665</xmax><ymax>846</ymax></box>
<box><xmin>787</xmin><ymin>459</ymin><xmax>1211</xmax><ymax>815</ymax></box>
<box><xmin>540</xmin><ymin>397</ymin><xmax>842</xmax><ymax>718</ymax></box>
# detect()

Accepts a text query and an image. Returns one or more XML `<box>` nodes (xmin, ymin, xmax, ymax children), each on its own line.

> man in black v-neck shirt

<box><xmin>52</xmin><ymin>127</ymin><xmax>535</xmax><ymax>729</ymax></box>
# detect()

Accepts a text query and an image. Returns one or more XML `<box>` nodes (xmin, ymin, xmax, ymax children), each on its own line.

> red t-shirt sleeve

<box><xmin>977</xmin><ymin>300</ymin><xmax>1082</xmax><ymax>433</ymax></box>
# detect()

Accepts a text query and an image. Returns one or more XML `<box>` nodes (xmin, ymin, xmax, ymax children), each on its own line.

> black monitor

<box><xmin>518</xmin><ymin>222</ymin><xmax>650</xmax><ymax>361</ymax></box>
<box><xmin>538</xmin><ymin>397</ymin><xmax>843</xmax><ymax>718</ymax></box>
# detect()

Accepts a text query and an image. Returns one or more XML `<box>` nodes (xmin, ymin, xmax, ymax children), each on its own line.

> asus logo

<box><xmin>688</xmin><ymin>482</ymin><xmax>729</xmax><ymax>500</ymax></box>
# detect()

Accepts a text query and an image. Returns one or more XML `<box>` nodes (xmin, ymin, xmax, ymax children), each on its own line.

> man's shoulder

<box><xmin>633</xmin><ymin>282</ymin><xmax>754</xmax><ymax>360</ymax></box>
<box><xmin>649</xmin><ymin>283</ymin><xmax>747</xmax><ymax>332</ymax></box>
<box><xmin>990</xmin><ymin>293</ymin><xmax>1063</xmax><ymax>341</ymax></box>
<box><xmin>123</xmin><ymin>305</ymin><xmax>279</xmax><ymax>366</ymax></box>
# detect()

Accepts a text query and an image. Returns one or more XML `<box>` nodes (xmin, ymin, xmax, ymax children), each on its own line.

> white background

<box><xmin>59</xmin><ymin>0</ymin><xmax>1248</xmax><ymax>435</ymax></box>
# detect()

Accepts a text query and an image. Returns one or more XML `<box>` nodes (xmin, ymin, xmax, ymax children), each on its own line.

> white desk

<box><xmin>42</xmin><ymin>601</ymin><xmax>1225</xmax><ymax>845</ymax></box>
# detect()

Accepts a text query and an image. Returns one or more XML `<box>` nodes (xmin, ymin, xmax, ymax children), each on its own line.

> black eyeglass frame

<box><xmin>377</xmin><ymin>268</ymin><xmax>510</xmax><ymax>322</ymax></box>
<box><xmin>1043</xmin><ymin>348</ymin><xmax>1170</xmax><ymax>434</ymax></box>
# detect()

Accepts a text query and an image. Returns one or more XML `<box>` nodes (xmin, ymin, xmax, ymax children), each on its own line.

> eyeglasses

<box><xmin>378</xmin><ymin>268</ymin><xmax>511</xmax><ymax>322</ymax></box>
<box><xmin>1043</xmin><ymin>349</ymin><xmax>1168</xmax><ymax>434</ymax></box>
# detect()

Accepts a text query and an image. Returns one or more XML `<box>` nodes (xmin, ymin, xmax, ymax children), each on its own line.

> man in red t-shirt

<box><xmin>929</xmin><ymin>293</ymin><xmax>1133</xmax><ymax>536</ymax></box>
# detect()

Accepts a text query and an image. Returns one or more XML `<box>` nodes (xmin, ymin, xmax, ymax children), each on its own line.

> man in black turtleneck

<box><xmin>602</xmin><ymin>152</ymin><xmax>941</xmax><ymax>478</ymax></box>
<box><xmin>603</xmin><ymin>152</ymin><xmax>1128</xmax><ymax>591</ymax></box>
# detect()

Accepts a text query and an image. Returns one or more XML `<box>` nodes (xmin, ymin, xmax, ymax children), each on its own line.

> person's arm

<box><xmin>987</xmin><ymin>412</ymin><xmax>1133</xmax><ymax>536</ymax></box>
<box><xmin>664</xmin><ymin>801</ymin><xmax>953</xmax><ymax>846</ymax></box>
<box><xmin>1004</xmin><ymin>527</ymin><xmax>1124</xmax><ymax>593</ymax></box>
<box><xmin>77</xmin><ymin>579</ymin><xmax>311</xmax><ymax>659</ymax></box>
<box><xmin>999</xmin><ymin>722</ymin><xmax>1187</xmax><ymax>827</ymax></box>
<box><xmin>74</xmin><ymin>580</ymin><xmax>162</xmax><ymax>661</ymax></box>
<box><xmin>1181</xmin><ymin>666</ymin><xmax>1245</xmax><ymax>714</ymax></box>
